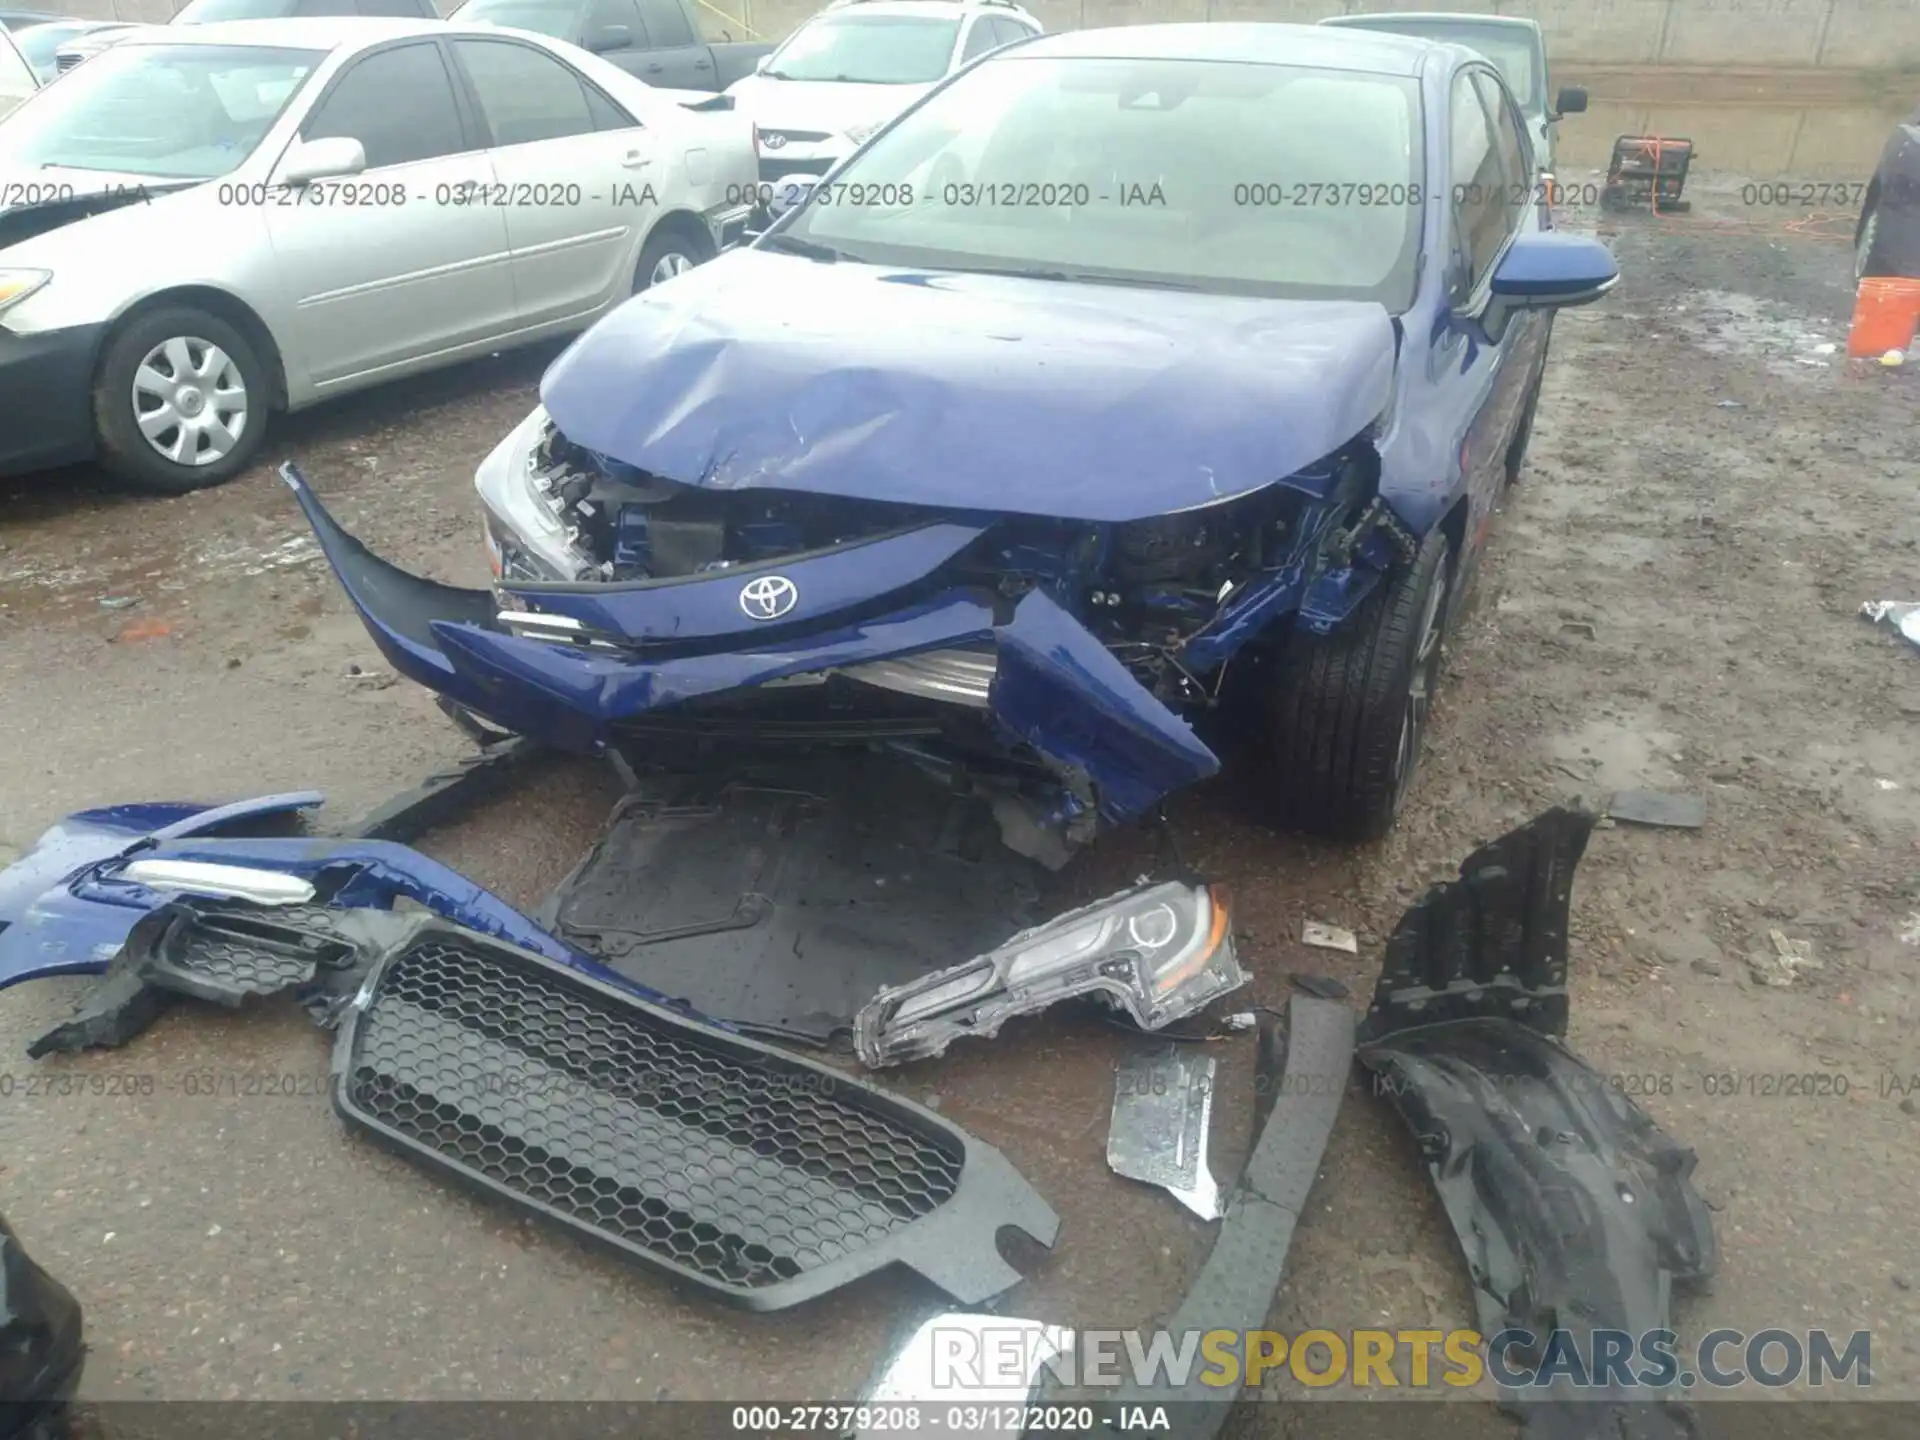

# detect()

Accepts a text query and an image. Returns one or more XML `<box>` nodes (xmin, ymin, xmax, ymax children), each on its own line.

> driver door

<box><xmin>264</xmin><ymin>39</ymin><xmax>513</xmax><ymax>389</ymax></box>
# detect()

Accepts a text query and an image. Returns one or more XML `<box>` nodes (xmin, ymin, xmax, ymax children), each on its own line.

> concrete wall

<box><xmin>30</xmin><ymin>0</ymin><xmax>1920</xmax><ymax>73</ymax></box>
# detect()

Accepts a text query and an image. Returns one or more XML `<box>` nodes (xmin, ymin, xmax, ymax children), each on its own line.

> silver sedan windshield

<box><xmin>0</xmin><ymin>42</ymin><xmax>321</xmax><ymax>178</ymax></box>
<box><xmin>778</xmin><ymin>54</ymin><xmax>1425</xmax><ymax>306</ymax></box>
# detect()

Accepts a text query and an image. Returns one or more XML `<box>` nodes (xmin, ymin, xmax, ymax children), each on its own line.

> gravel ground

<box><xmin>2</xmin><ymin>129</ymin><xmax>1917</xmax><ymax>1425</ymax></box>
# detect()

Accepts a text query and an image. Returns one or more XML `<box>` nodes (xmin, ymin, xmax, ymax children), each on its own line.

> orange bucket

<box><xmin>1847</xmin><ymin>277</ymin><xmax>1920</xmax><ymax>358</ymax></box>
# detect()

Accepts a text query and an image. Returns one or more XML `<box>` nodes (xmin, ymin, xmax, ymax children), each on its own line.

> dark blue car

<box><xmin>291</xmin><ymin>21</ymin><xmax>1617</xmax><ymax>855</ymax></box>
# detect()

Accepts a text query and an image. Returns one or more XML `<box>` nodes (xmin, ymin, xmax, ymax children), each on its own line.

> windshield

<box><xmin>172</xmin><ymin>0</ymin><xmax>293</xmax><ymax>21</ymax></box>
<box><xmin>1339</xmin><ymin>20</ymin><xmax>1539</xmax><ymax>109</ymax></box>
<box><xmin>450</xmin><ymin>0</ymin><xmax>583</xmax><ymax>40</ymax></box>
<box><xmin>775</xmin><ymin>55</ymin><xmax>1424</xmax><ymax>308</ymax></box>
<box><xmin>765</xmin><ymin>14</ymin><xmax>960</xmax><ymax>85</ymax></box>
<box><xmin>0</xmin><ymin>42</ymin><xmax>320</xmax><ymax>177</ymax></box>
<box><xmin>14</xmin><ymin>20</ymin><xmax>105</xmax><ymax>78</ymax></box>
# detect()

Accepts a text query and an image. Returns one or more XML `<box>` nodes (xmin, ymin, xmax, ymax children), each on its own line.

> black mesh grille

<box><xmin>342</xmin><ymin>935</ymin><xmax>964</xmax><ymax>1290</ymax></box>
<box><xmin>160</xmin><ymin>908</ymin><xmax>349</xmax><ymax>995</ymax></box>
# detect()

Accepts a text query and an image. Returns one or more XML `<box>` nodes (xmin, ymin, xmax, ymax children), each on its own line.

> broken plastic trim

<box><xmin>853</xmin><ymin>882</ymin><xmax>1246</xmax><ymax>1068</ymax></box>
<box><xmin>0</xmin><ymin>1212</ymin><xmax>83</xmax><ymax>1440</ymax></box>
<box><xmin>1088</xmin><ymin>995</ymin><xmax>1354</xmax><ymax>1439</ymax></box>
<box><xmin>1356</xmin><ymin>807</ymin><xmax>1718</xmax><ymax>1440</ymax></box>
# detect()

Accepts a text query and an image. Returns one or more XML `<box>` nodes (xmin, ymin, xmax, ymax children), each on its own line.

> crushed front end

<box><xmin>286</xmin><ymin>405</ymin><xmax>1404</xmax><ymax>858</ymax></box>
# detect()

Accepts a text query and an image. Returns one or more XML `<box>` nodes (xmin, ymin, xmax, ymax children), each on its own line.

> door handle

<box><xmin>621</xmin><ymin>150</ymin><xmax>652</xmax><ymax>168</ymax></box>
<box><xmin>647</xmin><ymin>62</ymin><xmax>663</xmax><ymax>73</ymax></box>
<box><xmin>695</xmin><ymin>58</ymin><xmax>711</xmax><ymax>68</ymax></box>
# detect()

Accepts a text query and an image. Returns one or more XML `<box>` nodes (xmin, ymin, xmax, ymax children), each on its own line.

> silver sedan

<box><xmin>0</xmin><ymin>17</ymin><xmax>756</xmax><ymax>491</ymax></box>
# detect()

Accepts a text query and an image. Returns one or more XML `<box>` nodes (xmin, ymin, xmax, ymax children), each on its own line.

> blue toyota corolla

<box><xmin>288</xmin><ymin>22</ymin><xmax>1617</xmax><ymax>856</ymax></box>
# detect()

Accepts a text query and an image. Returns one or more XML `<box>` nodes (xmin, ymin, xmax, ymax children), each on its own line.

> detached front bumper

<box><xmin>282</xmin><ymin>464</ymin><xmax>1221</xmax><ymax>828</ymax></box>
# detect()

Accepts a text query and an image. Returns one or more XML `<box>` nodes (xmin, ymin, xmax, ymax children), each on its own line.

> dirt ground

<box><xmin>2</xmin><ymin>107</ymin><xmax>1918</xmax><ymax>1425</ymax></box>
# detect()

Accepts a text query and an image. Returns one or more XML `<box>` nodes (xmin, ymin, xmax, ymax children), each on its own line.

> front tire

<box><xmin>1265</xmin><ymin>527</ymin><xmax>1452</xmax><ymax>842</ymax></box>
<box><xmin>93</xmin><ymin>305</ymin><xmax>269</xmax><ymax>494</ymax></box>
<box><xmin>632</xmin><ymin>225</ymin><xmax>709</xmax><ymax>295</ymax></box>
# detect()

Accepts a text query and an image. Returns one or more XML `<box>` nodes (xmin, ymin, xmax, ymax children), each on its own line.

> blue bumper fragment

<box><xmin>0</xmin><ymin>805</ymin><xmax>664</xmax><ymax>1007</ymax></box>
<box><xmin>283</xmin><ymin>465</ymin><xmax>1220</xmax><ymax>825</ymax></box>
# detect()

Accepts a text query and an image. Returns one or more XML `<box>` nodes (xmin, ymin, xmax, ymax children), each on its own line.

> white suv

<box><xmin>726</xmin><ymin>0</ymin><xmax>1041</xmax><ymax>182</ymax></box>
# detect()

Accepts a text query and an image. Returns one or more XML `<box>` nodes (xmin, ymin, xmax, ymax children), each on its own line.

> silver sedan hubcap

<box><xmin>132</xmin><ymin>336</ymin><xmax>248</xmax><ymax>467</ymax></box>
<box><xmin>1392</xmin><ymin>556</ymin><xmax>1449</xmax><ymax>809</ymax></box>
<box><xmin>650</xmin><ymin>251</ymin><xmax>694</xmax><ymax>287</ymax></box>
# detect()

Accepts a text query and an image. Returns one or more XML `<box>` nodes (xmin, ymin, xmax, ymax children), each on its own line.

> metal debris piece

<box><xmin>1862</xmin><ymin>599</ymin><xmax>1920</xmax><ymax>651</ymax></box>
<box><xmin>1608</xmin><ymin>790</ymin><xmax>1707</xmax><ymax>829</ymax></box>
<box><xmin>1106</xmin><ymin>1047</ymin><xmax>1221</xmax><ymax>1221</ymax></box>
<box><xmin>1301</xmin><ymin>920</ymin><xmax>1358</xmax><ymax>953</ymax></box>
<box><xmin>1749</xmin><ymin>929</ymin><xmax>1821</xmax><ymax>987</ymax></box>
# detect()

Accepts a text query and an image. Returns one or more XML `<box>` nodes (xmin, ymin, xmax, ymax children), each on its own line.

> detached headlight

<box><xmin>843</xmin><ymin>121</ymin><xmax>884</xmax><ymax>146</ymax></box>
<box><xmin>0</xmin><ymin>269</ymin><xmax>52</xmax><ymax>317</ymax></box>
<box><xmin>854</xmin><ymin>881</ymin><xmax>1247</xmax><ymax>1067</ymax></box>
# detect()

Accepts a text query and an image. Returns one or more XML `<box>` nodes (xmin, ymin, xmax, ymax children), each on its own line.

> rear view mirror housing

<box><xmin>585</xmin><ymin>24</ymin><xmax>632</xmax><ymax>54</ymax></box>
<box><xmin>1481</xmin><ymin>231</ymin><xmax>1618</xmax><ymax>336</ymax></box>
<box><xmin>278</xmin><ymin>135</ymin><xmax>366</xmax><ymax>186</ymax></box>
<box><xmin>1552</xmin><ymin>85</ymin><xmax>1588</xmax><ymax>118</ymax></box>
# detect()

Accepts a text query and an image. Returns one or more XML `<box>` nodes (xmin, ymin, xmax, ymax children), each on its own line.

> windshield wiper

<box><xmin>989</xmin><ymin>267</ymin><xmax>1200</xmax><ymax>292</ymax></box>
<box><xmin>759</xmin><ymin>232</ymin><xmax>843</xmax><ymax>262</ymax></box>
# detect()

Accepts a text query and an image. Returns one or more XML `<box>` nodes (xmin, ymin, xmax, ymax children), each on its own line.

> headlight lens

<box><xmin>0</xmin><ymin>269</ymin><xmax>52</xmax><ymax>317</ymax></box>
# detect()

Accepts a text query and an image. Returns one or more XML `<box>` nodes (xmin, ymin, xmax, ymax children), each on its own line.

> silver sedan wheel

<box><xmin>131</xmin><ymin>335</ymin><xmax>249</xmax><ymax>467</ymax></box>
<box><xmin>649</xmin><ymin>250</ymin><xmax>695</xmax><ymax>288</ymax></box>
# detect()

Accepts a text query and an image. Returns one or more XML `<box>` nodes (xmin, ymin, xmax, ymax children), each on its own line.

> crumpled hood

<box><xmin>726</xmin><ymin>75</ymin><xmax>925</xmax><ymax>136</ymax></box>
<box><xmin>540</xmin><ymin>248</ymin><xmax>1398</xmax><ymax>523</ymax></box>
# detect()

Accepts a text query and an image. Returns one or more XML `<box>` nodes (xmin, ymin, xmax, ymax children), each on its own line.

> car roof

<box><xmin>818</xmin><ymin>0</ymin><xmax>1031</xmax><ymax>16</ymax></box>
<box><xmin>1324</xmin><ymin>12</ymin><xmax>1544</xmax><ymax>36</ymax></box>
<box><xmin>115</xmin><ymin>15</ymin><xmax>450</xmax><ymax>51</ymax></box>
<box><xmin>1018</xmin><ymin>22</ymin><xmax>1445</xmax><ymax>75</ymax></box>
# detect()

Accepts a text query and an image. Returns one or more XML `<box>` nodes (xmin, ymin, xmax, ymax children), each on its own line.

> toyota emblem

<box><xmin>739</xmin><ymin>574</ymin><xmax>798</xmax><ymax>621</ymax></box>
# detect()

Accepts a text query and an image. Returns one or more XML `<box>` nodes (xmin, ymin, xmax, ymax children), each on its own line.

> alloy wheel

<box><xmin>1391</xmin><ymin>553</ymin><xmax>1450</xmax><ymax>812</ymax></box>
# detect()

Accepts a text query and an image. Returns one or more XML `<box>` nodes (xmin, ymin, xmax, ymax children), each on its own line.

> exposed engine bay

<box><xmin>512</xmin><ymin>419</ymin><xmax>1383</xmax><ymax>708</ymax></box>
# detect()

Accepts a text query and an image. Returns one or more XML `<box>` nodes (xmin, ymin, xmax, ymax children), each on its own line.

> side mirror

<box><xmin>755</xmin><ymin>53</ymin><xmax>771</xmax><ymax>73</ymax></box>
<box><xmin>279</xmin><ymin>134</ymin><xmax>366</xmax><ymax>186</ymax></box>
<box><xmin>1482</xmin><ymin>231</ymin><xmax>1617</xmax><ymax>335</ymax></box>
<box><xmin>765</xmin><ymin>173</ymin><xmax>816</xmax><ymax>218</ymax></box>
<box><xmin>584</xmin><ymin>24</ymin><xmax>631</xmax><ymax>54</ymax></box>
<box><xmin>1553</xmin><ymin>85</ymin><xmax>1588</xmax><ymax>118</ymax></box>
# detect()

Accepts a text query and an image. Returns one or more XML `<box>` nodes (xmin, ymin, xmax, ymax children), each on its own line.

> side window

<box><xmin>958</xmin><ymin>18</ymin><xmax>998</xmax><ymax>62</ymax></box>
<box><xmin>588</xmin><ymin>0</ymin><xmax>646</xmax><ymax>45</ymax></box>
<box><xmin>355</xmin><ymin>0</ymin><xmax>437</xmax><ymax>15</ymax></box>
<box><xmin>303</xmin><ymin>42</ymin><xmax>468</xmax><ymax>169</ymax></box>
<box><xmin>295</xmin><ymin>0</ymin><xmax>359</xmax><ymax>15</ymax></box>
<box><xmin>1448</xmin><ymin>71</ymin><xmax>1505</xmax><ymax>294</ymax></box>
<box><xmin>454</xmin><ymin>39</ymin><xmax>595</xmax><ymax>147</ymax></box>
<box><xmin>1473</xmin><ymin>69</ymin><xmax>1530</xmax><ymax>225</ymax></box>
<box><xmin>636</xmin><ymin>0</ymin><xmax>694</xmax><ymax>47</ymax></box>
<box><xmin>584</xmin><ymin>82</ymin><xmax>636</xmax><ymax>132</ymax></box>
<box><xmin>0</xmin><ymin>35</ymin><xmax>35</xmax><ymax>98</ymax></box>
<box><xmin>992</xmin><ymin>18</ymin><xmax>1033</xmax><ymax>48</ymax></box>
